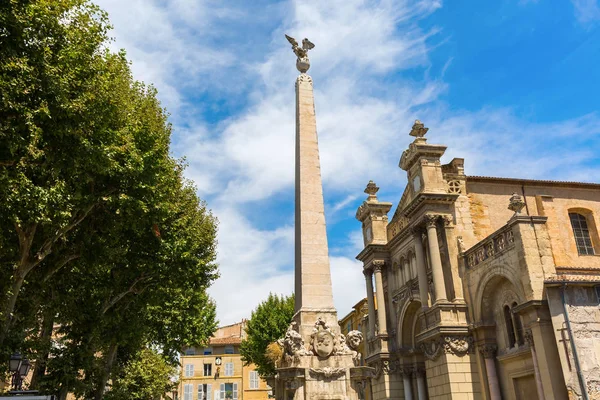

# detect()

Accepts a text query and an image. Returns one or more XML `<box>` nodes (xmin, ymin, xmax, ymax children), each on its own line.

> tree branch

<box><xmin>101</xmin><ymin>275</ymin><xmax>152</xmax><ymax>315</ymax></box>
<box><xmin>42</xmin><ymin>253</ymin><xmax>81</xmax><ymax>283</ymax></box>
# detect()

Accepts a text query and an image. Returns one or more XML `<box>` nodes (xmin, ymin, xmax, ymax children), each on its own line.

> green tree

<box><xmin>104</xmin><ymin>347</ymin><xmax>176</xmax><ymax>400</ymax></box>
<box><xmin>240</xmin><ymin>293</ymin><xmax>294</xmax><ymax>377</ymax></box>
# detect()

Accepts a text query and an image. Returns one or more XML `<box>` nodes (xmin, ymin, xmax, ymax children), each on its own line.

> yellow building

<box><xmin>179</xmin><ymin>321</ymin><xmax>270</xmax><ymax>400</ymax></box>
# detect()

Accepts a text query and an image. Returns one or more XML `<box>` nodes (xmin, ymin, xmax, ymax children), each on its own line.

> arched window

<box><xmin>511</xmin><ymin>302</ymin><xmax>524</xmax><ymax>346</ymax></box>
<box><xmin>569</xmin><ymin>212</ymin><xmax>595</xmax><ymax>255</ymax></box>
<box><xmin>504</xmin><ymin>305</ymin><xmax>516</xmax><ymax>348</ymax></box>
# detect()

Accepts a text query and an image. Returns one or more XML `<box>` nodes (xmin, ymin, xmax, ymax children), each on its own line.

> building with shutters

<box><xmin>179</xmin><ymin>321</ymin><xmax>270</xmax><ymax>400</ymax></box>
<box><xmin>354</xmin><ymin>120</ymin><xmax>600</xmax><ymax>399</ymax></box>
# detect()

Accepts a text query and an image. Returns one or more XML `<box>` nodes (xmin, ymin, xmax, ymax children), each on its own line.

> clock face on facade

<box><xmin>215</xmin><ymin>357</ymin><xmax>222</xmax><ymax>365</ymax></box>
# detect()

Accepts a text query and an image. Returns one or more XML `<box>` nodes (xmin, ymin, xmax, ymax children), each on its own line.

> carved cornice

<box><xmin>478</xmin><ymin>344</ymin><xmax>498</xmax><ymax>359</ymax></box>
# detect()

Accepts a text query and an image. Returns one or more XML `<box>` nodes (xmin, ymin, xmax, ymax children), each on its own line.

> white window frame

<box><xmin>184</xmin><ymin>364</ymin><xmax>194</xmax><ymax>377</ymax></box>
<box><xmin>184</xmin><ymin>383</ymin><xmax>193</xmax><ymax>400</ymax></box>
<box><xmin>198</xmin><ymin>383</ymin><xmax>212</xmax><ymax>400</ymax></box>
<box><xmin>203</xmin><ymin>363</ymin><xmax>212</xmax><ymax>376</ymax></box>
<box><xmin>249</xmin><ymin>370</ymin><xmax>259</xmax><ymax>389</ymax></box>
<box><xmin>224</xmin><ymin>362</ymin><xmax>234</xmax><ymax>376</ymax></box>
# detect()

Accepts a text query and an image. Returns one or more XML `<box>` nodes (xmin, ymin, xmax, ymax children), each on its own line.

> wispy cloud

<box><xmin>571</xmin><ymin>0</ymin><xmax>600</xmax><ymax>27</ymax></box>
<box><xmin>95</xmin><ymin>0</ymin><xmax>600</xmax><ymax>324</ymax></box>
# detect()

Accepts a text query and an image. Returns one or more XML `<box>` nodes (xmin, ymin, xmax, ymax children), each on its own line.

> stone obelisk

<box><xmin>291</xmin><ymin>38</ymin><xmax>336</xmax><ymax>337</ymax></box>
<box><xmin>274</xmin><ymin>35</ymin><xmax>372</xmax><ymax>400</ymax></box>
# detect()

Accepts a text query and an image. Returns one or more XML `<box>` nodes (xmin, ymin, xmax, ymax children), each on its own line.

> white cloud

<box><xmin>95</xmin><ymin>0</ymin><xmax>600</xmax><ymax>328</ymax></box>
<box><xmin>571</xmin><ymin>0</ymin><xmax>600</xmax><ymax>26</ymax></box>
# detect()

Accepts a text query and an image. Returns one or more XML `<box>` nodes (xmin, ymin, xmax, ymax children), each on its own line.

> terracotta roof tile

<box><xmin>209</xmin><ymin>337</ymin><xmax>242</xmax><ymax>345</ymax></box>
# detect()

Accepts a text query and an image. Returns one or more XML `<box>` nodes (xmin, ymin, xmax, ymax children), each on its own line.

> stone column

<box><xmin>373</xmin><ymin>261</ymin><xmax>387</xmax><ymax>335</ymax></box>
<box><xmin>401</xmin><ymin>368</ymin><xmax>414</xmax><ymax>400</ymax></box>
<box><xmin>415</xmin><ymin>368</ymin><xmax>427</xmax><ymax>400</ymax></box>
<box><xmin>525</xmin><ymin>330</ymin><xmax>546</xmax><ymax>400</ymax></box>
<box><xmin>413</xmin><ymin>231</ymin><xmax>429</xmax><ymax>308</ymax></box>
<box><xmin>479</xmin><ymin>344</ymin><xmax>501</xmax><ymax>400</ymax></box>
<box><xmin>424</xmin><ymin>215</ymin><xmax>447</xmax><ymax>302</ymax></box>
<box><xmin>364</xmin><ymin>269</ymin><xmax>376</xmax><ymax>337</ymax></box>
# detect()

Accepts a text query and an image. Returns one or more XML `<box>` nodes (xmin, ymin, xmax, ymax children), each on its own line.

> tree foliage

<box><xmin>0</xmin><ymin>0</ymin><xmax>219</xmax><ymax>397</ymax></box>
<box><xmin>240</xmin><ymin>293</ymin><xmax>294</xmax><ymax>377</ymax></box>
<box><xmin>104</xmin><ymin>347</ymin><xmax>177</xmax><ymax>400</ymax></box>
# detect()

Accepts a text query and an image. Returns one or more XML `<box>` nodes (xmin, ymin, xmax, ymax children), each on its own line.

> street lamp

<box><xmin>9</xmin><ymin>352</ymin><xmax>31</xmax><ymax>391</ymax></box>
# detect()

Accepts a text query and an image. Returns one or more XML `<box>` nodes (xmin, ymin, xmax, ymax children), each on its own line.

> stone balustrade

<box><xmin>465</xmin><ymin>225</ymin><xmax>515</xmax><ymax>269</ymax></box>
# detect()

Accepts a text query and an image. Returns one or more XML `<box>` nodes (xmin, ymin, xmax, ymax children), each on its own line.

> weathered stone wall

<box><xmin>547</xmin><ymin>286</ymin><xmax>600</xmax><ymax>399</ymax></box>
<box><xmin>425</xmin><ymin>353</ymin><xmax>481</xmax><ymax>399</ymax></box>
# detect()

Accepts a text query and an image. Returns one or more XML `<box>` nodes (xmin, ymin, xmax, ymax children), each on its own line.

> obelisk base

<box><xmin>274</xmin><ymin>315</ymin><xmax>373</xmax><ymax>400</ymax></box>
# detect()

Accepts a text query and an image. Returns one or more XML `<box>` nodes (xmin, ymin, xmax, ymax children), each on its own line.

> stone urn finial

<box><xmin>409</xmin><ymin>119</ymin><xmax>429</xmax><ymax>139</ymax></box>
<box><xmin>364</xmin><ymin>180</ymin><xmax>379</xmax><ymax>201</ymax></box>
<box><xmin>508</xmin><ymin>192</ymin><xmax>526</xmax><ymax>215</ymax></box>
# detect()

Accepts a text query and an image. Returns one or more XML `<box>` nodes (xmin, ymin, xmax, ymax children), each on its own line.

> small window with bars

<box><xmin>569</xmin><ymin>213</ymin><xmax>595</xmax><ymax>255</ymax></box>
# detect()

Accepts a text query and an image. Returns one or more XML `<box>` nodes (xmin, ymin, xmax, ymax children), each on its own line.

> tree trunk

<box><xmin>0</xmin><ymin>270</ymin><xmax>27</xmax><ymax>346</ymax></box>
<box><xmin>94</xmin><ymin>342</ymin><xmax>118</xmax><ymax>400</ymax></box>
<box><xmin>30</xmin><ymin>304</ymin><xmax>55</xmax><ymax>390</ymax></box>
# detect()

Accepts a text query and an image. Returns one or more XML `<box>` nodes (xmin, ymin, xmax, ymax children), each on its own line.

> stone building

<box><xmin>179</xmin><ymin>321</ymin><xmax>270</xmax><ymax>400</ymax></box>
<box><xmin>355</xmin><ymin>121</ymin><xmax>600</xmax><ymax>400</ymax></box>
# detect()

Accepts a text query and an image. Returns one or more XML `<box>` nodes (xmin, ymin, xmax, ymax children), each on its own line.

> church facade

<box><xmin>355</xmin><ymin>121</ymin><xmax>600</xmax><ymax>400</ymax></box>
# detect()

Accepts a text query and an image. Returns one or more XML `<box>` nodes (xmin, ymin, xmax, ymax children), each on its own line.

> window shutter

<box><xmin>207</xmin><ymin>384</ymin><xmax>212</xmax><ymax>400</ymax></box>
<box><xmin>198</xmin><ymin>384</ymin><xmax>204</xmax><ymax>400</ymax></box>
<box><xmin>225</xmin><ymin>362</ymin><xmax>234</xmax><ymax>376</ymax></box>
<box><xmin>184</xmin><ymin>384</ymin><xmax>193</xmax><ymax>400</ymax></box>
<box><xmin>220</xmin><ymin>383</ymin><xmax>225</xmax><ymax>400</ymax></box>
<box><xmin>233</xmin><ymin>383</ymin><xmax>238</xmax><ymax>400</ymax></box>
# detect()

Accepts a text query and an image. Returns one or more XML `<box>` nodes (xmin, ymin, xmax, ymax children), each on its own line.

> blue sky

<box><xmin>96</xmin><ymin>0</ymin><xmax>600</xmax><ymax>324</ymax></box>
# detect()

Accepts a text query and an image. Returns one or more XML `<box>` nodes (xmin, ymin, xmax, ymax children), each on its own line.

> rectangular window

<box><xmin>221</xmin><ymin>383</ymin><xmax>237</xmax><ymax>400</ymax></box>
<box><xmin>249</xmin><ymin>371</ymin><xmax>259</xmax><ymax>389</ymax></box>
<box><xmin>204</xmin><ymin>363</ymin><xmax>212</xmax><ymax>376</ymax></box>
<box><xmin>184</xmin><ymin>347</ymin><xmax>195</xmax><ymax>355</ymax></box>
<box><xmin>198</xmin><ymin>383</ymin><xmax>212</xmax><ymax>400</ymax></box>
<box><xmin>224</xmin><ymin>345</ymin><xmax>234</xmax><ymax>354</ymax></box>
<box><xmin>184</xmin><ymin>364</ymin><xmax>194</xmax><ymax>377</ymax></box>
<box><xmin>224</xmin><ymin>362</ymin><xmax>234</xmax><ymax>376</ymax></box>
<box><xmin>184</xmin><ymin>384</ymin><xmax>193</xmax><ymax>400</ymax></box>
<box><xmin>203</xmin><ymin>347</ymin><xmax>213</xmax><ymax>355</ymax></box>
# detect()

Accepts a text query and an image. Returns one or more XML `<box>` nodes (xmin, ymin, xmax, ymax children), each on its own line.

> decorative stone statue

<box><xmin>285</xmin><ymin>34</ymin><xmax>315</xmax><ymax>73</ymax></box>
<box><xmin>409</xmin><ymin>119</ymin><xmax>428</xmax><ymax>138</ymax></box>
<box><xmin>345</xmin><ymin>330</ymin><xmax>364</xmax><ymax>366</ymax></box>
<box><xmin>508</xmin><ymin>192</ymin><xmax>526</xmax><ymax>215</ymax></box>
<box><xmin>281</xmin><ymin>322</ymin><xmax>309</xmax><ymax>361</ymax></box>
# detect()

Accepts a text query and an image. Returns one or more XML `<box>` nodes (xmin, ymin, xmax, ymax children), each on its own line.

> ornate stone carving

<box><xmin>409</xmin><ymin>120</ymin><xmax>429</xmax><ymax>138</ymax></box>
<box><xmin>442</xmin><ymin>215</ymin><xmax>454</xmax><ymax>226</ymax></box>
<box><xmin>308</xmin><ymin>367</ymin><xmax>346</xmax><ymax>379</ymax></box>
<box><xmin>419</xmin><ymin>336</ymin><xmax>473</xmax><ymax>360</ymax></box>
<box><xmin>280</xmin><ymin>322</ymin><xmax>310</xmax><ymax>361</ymax></box>
<box><xmin>443</xmin><ymin>336</ymin><xmax>473</xmax><ymax>356</ymax></box>
<box><xmin>346</xmin><ymin>330</ymin><xmax>364</xmax><ymax>366</ymax></box>
<box><xmin>457</xmin><ymin>236</ymin><xmax>466</xmax><ymax>253</ymax></box>
<box><xmin>364</xmin><ymin>180</ymin><xmax>379</xmax><ymax>200</ymax></box>
<box><xmin>310</xmin><ymin>318</ymin><xmax>335</xmax><ymax>358</ymax></box>
<box><xmin>285</xmin><ymin>35</ymin><xmax>314</xmax><ymax>73</ymax></box>
<box><xmin>524</xmin><ymin>329</ymin><xmax>534</xmax><ymax>347</ymax></box>
<box><xmin>372</xmin><ymin>260</ymin><xmax>385</xmax><ymax>272</ymax></box>
<box><xmin>399</xmin><ymin>366</ymin><xmax>415</xmax><ymax>377</ymax></box>
<box><xmin>295</xmin><ymin>73</ymin><xmax>313</xmax><ymax>86</ymax></box>
<box><xmin>424</xmin><ymin>214</ymin><xmax>439</xmax><ymax>228</ymax></box>
<box><xmin>363</xmin><ymin>268</ymin><xmax>373</xmax><ymax>278</ymax></box>
<box><xmin>419</xmin><ymin>340</ymin><xmax>442</xmax><ymax>361</ymax></box>
<box><xmin>447</xmin><ymin>180</ymin><xmax>462</xmax><ymax>194</ymax></box>
<box><xmin>479</xmin><ymin>344</ymin><xmax>498</xmax><ymax>359</ymax></box>
<box><xmin>508</xmin><ymin>192</ymin><xmax>525</xmax><ymax>215</ymax></box>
